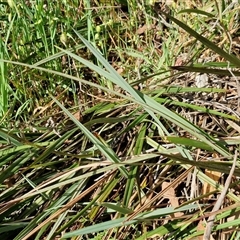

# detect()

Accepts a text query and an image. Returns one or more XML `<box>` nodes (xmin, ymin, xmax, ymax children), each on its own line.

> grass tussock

<box><xmin>0</xmin><ymin>0</ymin><xmax>240</xmax><ymax>239</ymax></box>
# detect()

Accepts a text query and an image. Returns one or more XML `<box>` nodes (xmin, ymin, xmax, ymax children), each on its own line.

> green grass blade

<box><xmin>170</xmin><ymin>66</ymin><xmax>240</xmax><ymax>76</ymax></box>
<box><xmin>101</xmin><ymin>203</ymin><xmax>133</xmax><ymax>215</ymax></box>
<box><xmin>52</xmin><ymin>96</ymin><xmax>129</xmax><ymax>178</ymax></box>
<box><xmin>178</xmin><ymin>9</ymin><xmax>215</xmax><ymax>17</ymax></box>
<box><xmin>160</xmin><ymin>11</ymin><xmax>240</xmax><ymax>67</ymax></box>
<box><xmin>62</xmin><ymin>204</ymin><xmax>201</xmax><ymax>238</ymax></box>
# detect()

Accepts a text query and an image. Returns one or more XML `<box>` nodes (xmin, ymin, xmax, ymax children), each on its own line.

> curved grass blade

<box><xmin>160</xmin><ymin>11</ymin><xmax>240</xmax><ymax>67</ymax></box>
<box><xmin>178</xmin><ymin>9</ymin><xmax>215</xmax><ymax>17</ymax></box>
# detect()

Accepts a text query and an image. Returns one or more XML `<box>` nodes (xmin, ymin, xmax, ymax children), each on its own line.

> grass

<box><xmin>0</xmin><ymin>0</ymin><xmax>240</xmax><ymax>239</ymax></box>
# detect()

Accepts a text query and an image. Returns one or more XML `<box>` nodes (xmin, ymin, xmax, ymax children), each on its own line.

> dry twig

<box><xmin>203</xmin><ymin>150</ymin><xmax>237</xmax><ymax>240</ymax></box>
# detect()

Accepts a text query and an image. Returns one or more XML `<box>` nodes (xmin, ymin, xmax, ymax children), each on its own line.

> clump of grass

<box><xmin>0</xmin><ymin>1</ymin><xmax>240</xmax><ymax>239</ymax></box>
